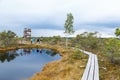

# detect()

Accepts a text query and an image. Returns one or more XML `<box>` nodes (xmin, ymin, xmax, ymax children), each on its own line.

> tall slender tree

<box><xmin>64</xmin><ymin>13</ymin><xmax>74</xmax><ymax>48</ymax></box>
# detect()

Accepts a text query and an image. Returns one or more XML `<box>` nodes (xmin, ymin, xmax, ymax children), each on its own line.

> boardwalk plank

<box><xmin>87</xmin><ymin>54</ymin><xmax>95</xmax><ymax>80</ymax></box>
<box><xmin>81</xmin><ymin>54</ymin><xmax>92</xmax><ymax>80</ymax></box>
<box><xmin>80</xmin><ymin>50</ymin><xmax>99</xmax><ymax>80</ymax></box>
<box><xmin>94</xmin><ymin>55</ymin><xmax>99</xmax><ymax>80</ymax></box>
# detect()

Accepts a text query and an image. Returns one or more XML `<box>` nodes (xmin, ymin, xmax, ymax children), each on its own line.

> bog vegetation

<box><xmin>0</xmin><ymin>29</ymin><xmax>120</xmax><ymax>80</ymax></box>
<box><xmin>0</xmin><ymin>30</ymin><xmax>18</xmax><ymax>47</ymax></box>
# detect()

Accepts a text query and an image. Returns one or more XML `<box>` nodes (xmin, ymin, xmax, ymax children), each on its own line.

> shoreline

<box><xmin>0</xmin><ymin>44</ymin><xmax>62</xmax><ymax>55</ymax></box>
<box><xmin>0</xmin><ymin>44</ymin><xmax>88</xmax><ymax>80</ymax></box>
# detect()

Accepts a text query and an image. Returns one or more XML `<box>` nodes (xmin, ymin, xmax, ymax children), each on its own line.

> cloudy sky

<box><xmin>0</xmin><ymin>0</ymin><xmax>120</xmax><ymax>37</ymax></box>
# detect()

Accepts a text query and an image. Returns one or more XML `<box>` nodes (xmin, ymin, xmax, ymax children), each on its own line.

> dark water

<box><xmin>0</xmin><ymin>48</ymin><xmax>61</xmax><ymax>80</ymax></box>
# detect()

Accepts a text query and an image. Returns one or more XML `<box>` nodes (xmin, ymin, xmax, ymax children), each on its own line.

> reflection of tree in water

<box><xmin>45</xmin><ymin>49</ymin><xmax>58</xmax><ymax>56</ymax></box>
<box><xmin>19</xmin><ymin>49</ymin><xmax>43</xmax><ymax>56</ymax></box>
<box><xmin>0</xmin><ymin>48</ymin><xmax>58</xmax><ymax>63</ymax></box>
<box><xmin>32</xmin><ymin>49</ymin><xmax>57</xmax><ymax>56</ymax></box>
<box><xmin>0</xmin><ymin>49</ymin><xmax>32</xmax><ymax>63</ymax></box>
<box><xmin>34</xmin><ymin>49</ymin><xmax>58</xmax><ymax>56</ymax></box>
<box><xmin>0</xmin><ymin>51</ymin><xmax>19</xmax><ymax>63</ymax></box>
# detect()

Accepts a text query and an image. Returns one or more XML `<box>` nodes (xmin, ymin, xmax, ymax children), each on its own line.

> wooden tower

<box><xmin>23</xmin><ymin>28</ymin><xmax>31</xmax><ymax>39</ymax></box>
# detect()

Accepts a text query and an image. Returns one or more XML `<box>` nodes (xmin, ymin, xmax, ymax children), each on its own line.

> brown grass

<box><xmin>98</xmin><ymin>54</ymin><xmax>120</xmax><ymax>80</ymax></box>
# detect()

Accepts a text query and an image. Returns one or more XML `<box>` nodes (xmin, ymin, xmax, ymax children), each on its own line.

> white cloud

<box><xmin>32</xmin><ymin>29</ymin><xmax>65</xmax><ymax>37</ymax></box>
<box><xmin>0</xmin><ymin>0</ymin><xmax>120</xmax><ymax>37</ymax></box>
<box><xmin>31</xmin><ymin>26</ymin><xmax>115</xmax><ymax>38</ymax></box>
<box><xmin>1</xmin><ymin>0</ymin><xmax>120</xmax><ymax>24</ymax></box>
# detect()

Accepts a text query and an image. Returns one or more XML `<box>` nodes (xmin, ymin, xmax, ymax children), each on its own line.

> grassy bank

<box><xmin>0</xmin><ymin>44</ymin><xmax>37</xmax><ymax>52</ymax></box>
<box><xmin>29</xmin><ymin>45</ymin><xmax>88</xmax><ymax>80</ymax></box>
<box><xmin>0</xmin><ymin>44</ymin><xmax>61</xmax><ymax>52</ymax></box>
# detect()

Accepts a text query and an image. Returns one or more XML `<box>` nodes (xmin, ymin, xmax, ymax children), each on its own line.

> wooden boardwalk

<box><xmin>80</xmin><ymin>50</ymin><xmax>99</xmax><ymax>80</ymax></box>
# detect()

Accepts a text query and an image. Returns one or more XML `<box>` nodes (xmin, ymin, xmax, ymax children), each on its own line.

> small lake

<box><xmin>0</xmin><ymin>48</ymin><xmax>61</xmax><ymax>80</ymax></box>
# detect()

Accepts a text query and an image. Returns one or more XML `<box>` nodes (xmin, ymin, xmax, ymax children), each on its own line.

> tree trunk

<box><xmin>66</xmin><ymin>36</ymin><xmax>68</xmax><ymax>48</ymax></box>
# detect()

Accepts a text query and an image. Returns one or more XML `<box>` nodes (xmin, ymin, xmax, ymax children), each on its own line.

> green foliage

<box><xmin>72</xmin><ymin>50</ymin><xmax>83</xmax><ymax>59</ymax></box>
<box><xmin>64</xmin><ymin>13</ymin><xmax>74</xmax><ymax>48</ymax></box>
<box><xmin>39</xmin><ymin>36</ymin><xmax>64</xmax><ymax>45</ymax></box>
<box><xmin>115</xmin><ymin>28</ymin><xmax>120</xmax><ymax>38</ymax></box>
<box><xmin>72</xmin><ymin>32</ymin><xmax>99</xmax><ymax>50</ymax></box>
<box><xmin>67</xmin><ymin>50</ymin><xmax>87</xmax><ymax>64</ymax></box>
<box><xmin>64</xmin><ymin>13</ymin><xmax>74</xmax><ymax>35</ymax></box>
<box><xmin>105</xmin><ymin>38</ymin><xmax>120</xmax><ymax>63</ymax></box>
<box><xmin>51</xmin><ymin>36</ymin><xmax>61</xmax><ymax>44</ymax></box>
<box><xmin>71</xmin><ymin>31</ymin><xmax>120</xmax><ymax>65</ymax></box>
<box><xmin>0</xmin><ymin>30</ymin><xmax>17</xmax><ymax>47</ymax></box>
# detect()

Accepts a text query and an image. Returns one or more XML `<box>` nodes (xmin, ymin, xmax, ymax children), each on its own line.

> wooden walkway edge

<box><xmin>80</xmin><ymin>50</ymin><xmax>99</xmax><ymax>80</ymax></box>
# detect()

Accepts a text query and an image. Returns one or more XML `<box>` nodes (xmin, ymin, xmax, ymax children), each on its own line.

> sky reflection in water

<box><xmin>0</xmin><ymin>48</ymin><xmax>61</xmax><ymax>80</ymax></box>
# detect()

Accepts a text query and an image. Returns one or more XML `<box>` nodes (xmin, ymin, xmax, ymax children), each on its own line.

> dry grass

<box><xmin>0</xmin><ymin>44</ymin><xmax>37</xmax><ymax>52</ymax></box>
<box><xmin>98</xmin><ymin>54</ymin><xmax>120</xmax><ymax>80</ymax></box>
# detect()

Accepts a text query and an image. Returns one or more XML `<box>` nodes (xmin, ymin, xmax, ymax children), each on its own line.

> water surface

<box><xmin>0</xmin><ymin>48</ymin><xmax>61</xmax><ymax>80</ymax></box>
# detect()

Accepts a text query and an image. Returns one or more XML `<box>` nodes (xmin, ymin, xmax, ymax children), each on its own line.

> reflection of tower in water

<box><xmin>23</xmin><ymin>49</ymin><xmax>31</xmax><ymax>55</ymax></box>
<box><xmin>19</xmin><ymin>49</ymin><xmax>31</xmax><ymax>56</ymax></box>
